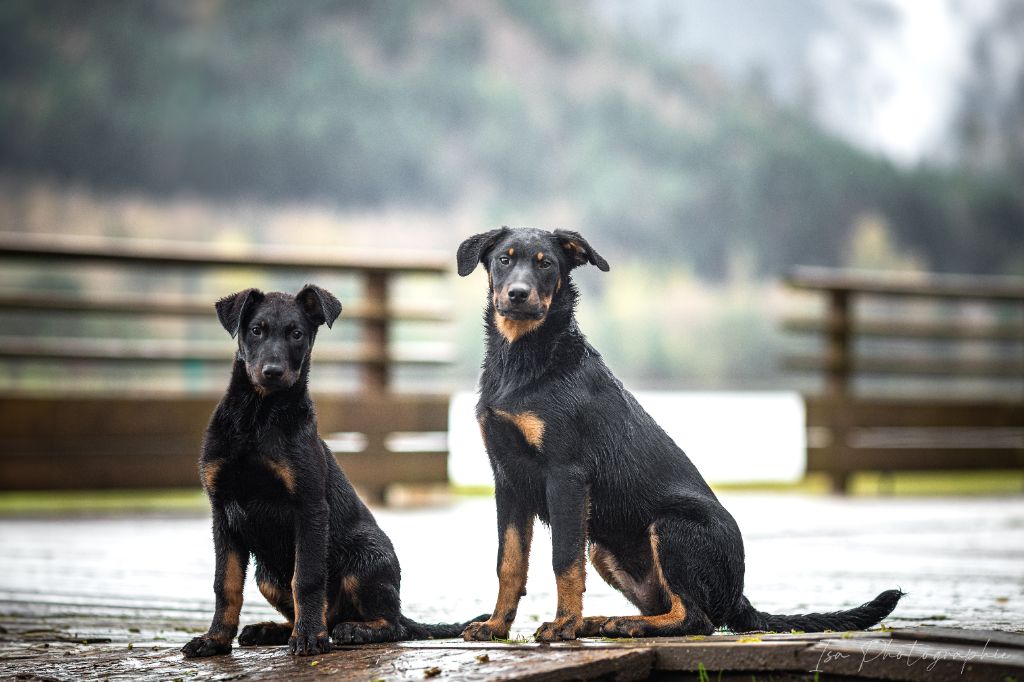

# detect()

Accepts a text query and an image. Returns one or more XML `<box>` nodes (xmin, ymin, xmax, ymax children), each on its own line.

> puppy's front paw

<box><xmin>534</xmin><ymin>616</ymin><xmax>580</xmax><ymax>642</ymax></box>
<box><xmin>288</xmin><ymin>629</ymin><xmax>331</xmax><ymax>656</ymax></box>
<box><xmin>462</xmin><ymin>619</ymin><xmax>509</xmax><ymax>641</ymax></box>
<box><xmin>181</xmin><ymin>634</ymin><xmax>231</xmax><ymax>658</ymax></box>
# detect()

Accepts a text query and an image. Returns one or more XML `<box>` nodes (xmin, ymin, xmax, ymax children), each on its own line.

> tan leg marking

<box><xmin>342</xmin><ymin>574</ymin><xmax>362</xmax><ymax>615</ymax></box>
<box><xmin>464</xmin><ymin>524</ymin><xmax>532</xmax><ymax>640</ymax></box>
<box><xmin>493</xmin><ymin>409</ymin><xmax>545</xmax><ymax>449</ymax></box>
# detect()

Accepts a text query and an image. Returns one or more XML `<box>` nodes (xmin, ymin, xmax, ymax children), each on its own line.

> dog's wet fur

<box><xmin>182</xmin><ymin>285</ymin><xmax>482</xmax><ymax>658</ymax></box>
<box><xmin>457</xmin><ymin>227</ymin><xmax>903</xmax><ymax>641</ymax></box>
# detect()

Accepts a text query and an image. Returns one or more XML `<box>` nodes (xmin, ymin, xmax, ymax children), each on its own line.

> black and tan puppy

<box><xmin>457</xmin><ymin>227</ymin><xmax>903</xmax><ymax>642</ymax></box>
<box><xmin>182</xmin><ymin>284</ymin><xmax>479</xmax><ymax>658</ymax></box>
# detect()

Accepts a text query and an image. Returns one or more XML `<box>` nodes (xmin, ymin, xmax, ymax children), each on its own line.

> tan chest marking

<box><xmin>201</xmin><ymin>460</ymin><xmax>220</xmax><ymax>492</ymax></box>
<box><xmin>264</xmin><ymin>459</ymin><xmax>296</xmax><ymax>494</ymax></box>
<box><xmin>493</xmin><ymin>409</ymin><xmax>545</xmax><ymax>449</ymax></box>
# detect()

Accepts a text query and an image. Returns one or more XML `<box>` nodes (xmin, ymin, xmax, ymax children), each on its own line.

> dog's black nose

<box><xmin>507</xmin><ymin>284</ymin><xmax>531</xmax><ymax>304</ymax></box>
<box><xmin>262</xmin><ymin>364</ymin><xmax>284</xmax><ymax>379</ymax></box>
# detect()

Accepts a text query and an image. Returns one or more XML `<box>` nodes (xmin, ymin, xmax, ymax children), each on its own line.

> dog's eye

<box><xmin>498</xmin><ymin>255</ymin><xmax>511</xmax><ymax>266</ymax></box>
<box><xmin>538</xmin><ymin>260</ymin><xmax>552</xmax><ymax>269</ymax></box>
<box><xmin>291</xmin><ymin>329</ymin><xmax>303</xmax><ymax>340</ymax></box>
<box><xmin>250</xmin><ymin>326</ymin><xmax>262</xmax><ymax>337</ymax></box>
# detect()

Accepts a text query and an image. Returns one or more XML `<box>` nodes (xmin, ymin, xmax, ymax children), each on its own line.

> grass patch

<box><xmin>849</xmin><ymin>470</ymin><xmax>1024</xmax><ymax>496</ymax></box>
<box><xmin>0</xmin><ymin>489</ymin><xmax>208</xmax><ymax>516</ymax></box>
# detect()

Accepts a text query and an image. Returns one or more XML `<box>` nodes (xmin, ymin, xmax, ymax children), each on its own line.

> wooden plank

<box><xmin>805</xmin><ymin>397</ymin><xmax>1024</xmax><ymax>428</ymax></box>
<box><xmin>784</xmin><ymin>316</ymin><xmax>1024</xmax><ymax>342</ymax></box>
<box><xmin>891</xmin><ymin>627</ymin><xmax>1024</xmax><ymax>651</ymax></box>
<box><xmin>0</xmin><ymin>337</ymin><xmax>453</xmax><ymax>365</ymax></box>
<box><xmin>336</xmin><ymin>452</ymin><xmax>448</xmax><ymax>487</ymax></box>
<box><xmin>0</xmin><ymin>641</ymin><xmax>656</xmax><ymax>682</ymax></box>
<box><xmin>807</xmin><ymin>447</ymin><xmax>1024</xmax><ymax>473</ymax></box>
<box><xmin>0</xmin><ymin>394</ymin><xmax>449</xmax><ymax>437</ymax></box>
<box><xmin>786</xmin><ymin>354</ymin><xmax>1024</xmax><ymax>377</ymax></box>
<box><xmin>786</xmin><ymin>266</ymin><xmax>1024</xmax><ymax>301</ymax></box>
<box><xmin>799</xmin><ymin>636</ymin><xmax>1024</xmax><ymax>682</ymax></box>
<box><xmin>0</xmin><ymin>231</ymin><xmax>449</xmax><ymax>274</ymax></box>
<box><xmin>0</xmin><ymin>394</ymin><xmax>450</xmax><ymax>490</ymax></box>
<box><xmin>0</xmin><ymin>289</ymin><xmax>451</xmax><ymax>322</ymax></box>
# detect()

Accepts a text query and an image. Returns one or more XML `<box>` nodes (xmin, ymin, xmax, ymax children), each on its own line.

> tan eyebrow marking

<box><xmin>536</xmin><ymin>252</ymin><xmax>545</xmax><ymax>262</ymax></box>
<box><xmin>507</xmin><ymin>248</ymin><xmax>515</xmax><ymax>257</ymax></box>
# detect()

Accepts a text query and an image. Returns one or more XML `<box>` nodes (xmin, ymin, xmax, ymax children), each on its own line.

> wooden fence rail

<box><xmin>0</xmin><ymin>232</ymin><xmax>454</xmax><ymax>502</ymax></box>
<box><xmin>783</xmin><ymin>266</ymin><xmax>1024</xmax><ymax>492</ymax></box>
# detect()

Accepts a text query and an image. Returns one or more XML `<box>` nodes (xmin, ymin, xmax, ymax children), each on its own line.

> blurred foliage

<box><xmin>1</xmin><ymin>0</ymin><xmax>1022</xmax><ymax>278</ymax></box>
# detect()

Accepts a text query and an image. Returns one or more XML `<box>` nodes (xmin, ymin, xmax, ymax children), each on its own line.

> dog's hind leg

<box><xmin>238</xmin><ymin>577</ymin><xmax>295</xmax><ymax>646</ymax></box>
<box><xmin>330</xmin><ymin>571</ymin><xmax>408</xmax><ymax>644</ymax></box>
<box><xmin>598</xmin><ymin>523</ymin><xmax>716</xmax><ymax>638</ymax></box>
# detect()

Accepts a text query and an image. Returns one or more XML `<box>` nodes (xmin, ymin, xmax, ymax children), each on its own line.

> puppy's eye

<box><xmin>250</xmin><ymin>326</ymin><xmax>262</xmax><ymax>337</ymax></box>
<box><xmin>498</xmin><ymin>255</ymin><xmax>511</xmax><ymax>265</ymax></box>
<box><xmin>291</xmin><ymin>329</ymin><xmax>303</xmax><ymax>340</ymax></box>
<box><xmin>538</xmin><ymin>260</ymin><xmax>552</xmax><ymax>269</ymax></box>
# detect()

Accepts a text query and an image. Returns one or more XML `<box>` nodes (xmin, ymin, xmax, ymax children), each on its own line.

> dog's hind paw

<box><xmin>288</xmin><ymin>630</ymin><xmax>331</xmax><ymax>656</ymax></box>
<box><xmin>461</xmin><ymin>619</ymin><xmax>509</xmax><ymax>641</ymax></box>
<box><xmin>599</xmin><ymin>617</ymin><xmax>644</xmax><ymax>638</ymax></box>
<box><xmin>332</xmin><ymin>620</ymin><xmax>404</xmax><ymax>645</ymax></box>
<box><xmin>181</xmin><ymin>634</ymin><xmax>231</xmax><ymax>658</ymax></box>
<box><xmin>239</xmin><ymin>621</ymin><xmax>292</xmax><ymax>647</ymax></box>
<box><xmin>534</xmin><ymin>616</ymin><xmax>581</xmax><ymax>642</ymax></box>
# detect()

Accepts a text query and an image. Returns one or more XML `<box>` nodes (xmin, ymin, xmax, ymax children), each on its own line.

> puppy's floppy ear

<box><xmin>554</xmin><ymin>230</ymin><xmax>610</xmax><ymax>271</ymax></box>
<box><xmin>296</xmin><ymin>284</ymin><xmax>342</xmax><ymax>328</ymax></box>
<box><xmin>215</xmin><ymin>288</ymin><xmax>265</xmax><ymax>338</ymax></box>
<box><xmin>456</xmin><ymin>227</ymin><xmax>508</xmax><ymax>276</ymax></box>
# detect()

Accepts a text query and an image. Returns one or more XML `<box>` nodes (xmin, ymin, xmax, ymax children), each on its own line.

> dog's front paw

<box><xmin>462</xmin><ymin>619</ymin><xmax>509</xmax><ymax>641</ymax></box>
<box><xmin>534</xmin><ymin>616</ymin><xmax>580</xmax><ymax>642</ymax></box>
<box><xmin>288</xmin><ymin>629</ymin><xmax>331</xmax><ymax>656</ymax></box>
<box><xmin>181</xmin><ymin>634</ymin><xmax>231</xmax><ymax>658</ymax></box>
<box><xmin>600</xmin><ymin>617</ymin><xmax>644</xmax><ymax>638</ymax></box>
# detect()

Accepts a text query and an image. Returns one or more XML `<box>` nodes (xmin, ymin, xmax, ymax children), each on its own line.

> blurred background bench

<box><xmin>784</xmin><ymin>266</ymin><xmax>1024</xmax><ymax>492</ymax></box>
<box><xmin>0</xmin><ymin>232</ymin><xmax>454</xmax><ymax>504</ymax></box>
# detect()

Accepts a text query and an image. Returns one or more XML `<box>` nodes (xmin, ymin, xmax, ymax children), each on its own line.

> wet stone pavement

<box><xmin>0</xmin><ymin>493</ymin><xmax>1022</xmax><ymax>679</ymax></box>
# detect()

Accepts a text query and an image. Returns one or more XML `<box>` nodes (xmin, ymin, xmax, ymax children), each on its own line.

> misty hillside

<box><xmin>1</xmin><ymin>0</ymin><xmax>1021</xmax><ymax>277</ymax></box>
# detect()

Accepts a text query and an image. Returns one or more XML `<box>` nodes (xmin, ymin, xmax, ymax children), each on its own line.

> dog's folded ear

<box><xmin>215</xmin><ymin>288</ymin><xmax>265</xmax><ymax>338</ymax></box>
<box><xmin>554</xmin><ymin>230</ymin><xmax>610</xmax><ymax>272</ymax></box>
<box><xmin>296</xmin><ymin>284</ymin><xmax>343</xmax><ymax>328</ymax></box>
<box><xmin>457</xmin><ymin>227</ymin><xmax>508</xmax><ymax>276</ymax></box>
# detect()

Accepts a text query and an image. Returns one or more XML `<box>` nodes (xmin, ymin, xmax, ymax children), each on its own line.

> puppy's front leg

<box><xmin>182</xmin><ymin>504</ymin><xmax>249</xmax><ymax>657</ymax></box>
<box><xmin>535</xmin><ymin>475</ymin><xmax>588</xmax><ymax>642</ymax></box>
<box><xmin>463</xmin><ymin>481</ymin><xmax>534</xmax><ymax>641</ymax></box>
<box><xmin>289</xmin><ymin>498</ymin><xmax>331</xmax><ymax>656</ymax></box>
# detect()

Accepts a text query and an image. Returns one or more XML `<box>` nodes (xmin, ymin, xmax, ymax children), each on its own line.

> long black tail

<box><xmin>399</xmin><ymin>613</ymin><xmax>489</xmax><ymax>640</ymax></box>
<box><xmin>726</xmin><ymin>589</ymin><xmax>904</xmax><ymax>633</ymax></box>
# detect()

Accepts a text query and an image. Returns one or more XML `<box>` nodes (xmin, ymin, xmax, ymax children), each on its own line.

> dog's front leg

<box><xmin>463</xmin><ymin>481</ymin><xmax>534</xmax><ymax>641</ymax></box>
<box><xmin>289</xmin><ymin>498</ymin><xmax>331</xmax><ymax>656</ymax></box>
<box><xmin>535</xmin><ymin>475</ymin><xmax>588</xmax><ymax>642</ymax></box>
<box><xmin>182</xmin><ymin>504</ymin><xmax>249</xmax><ymax>657</ymax></box>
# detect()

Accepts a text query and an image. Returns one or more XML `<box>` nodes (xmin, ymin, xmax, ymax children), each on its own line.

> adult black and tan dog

<box><xmin>457</xmin><ymin>227</ymin><xmax>903</xmax><ymax>642</ymax></box>
<box><xmin>182</xmin><ymin>284</ymin><xmax>478</xmax><ymax>658</ymax></box>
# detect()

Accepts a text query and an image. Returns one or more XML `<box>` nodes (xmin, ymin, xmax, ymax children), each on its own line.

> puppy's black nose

<box><xmin>507</xmin><ymin>284</ymin><xmax>531</xmax><ymax>304</ymax></box>
<box><xmin>262</xmin><ymin>364</ymin><xmax>284</xmax><ymax>379</ymax></box>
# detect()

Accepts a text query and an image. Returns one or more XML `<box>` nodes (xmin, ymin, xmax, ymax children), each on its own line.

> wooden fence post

<box><xmin>826</xmin><ymin>289</ymin><xmax>852</xmax><ymax>493</ymax></box>
<box><xmin>363</xmin><ymin>271</ymin><xmax>390</xmax><ymax>393</ymax></box>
